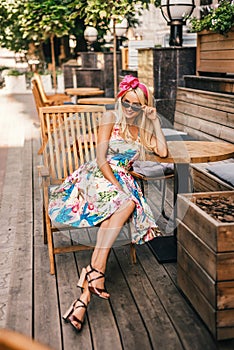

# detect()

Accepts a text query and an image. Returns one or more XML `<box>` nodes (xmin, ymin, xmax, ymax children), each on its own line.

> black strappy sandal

<box><xmin>63</xmin><ymin>298</ymin><xmax>87</xmax><ymax>332</ymax></box>
<box><xmin>77</xmin><ymin>264</ymin><xmax>109</xmax><ymax>300</ymax></box>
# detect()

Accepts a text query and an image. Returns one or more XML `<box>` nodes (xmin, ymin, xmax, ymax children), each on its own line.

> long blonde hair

<box><xmin>116</xmin><ymin>85</ymin><xmax>157</xmax><ymax>160</ymax></box>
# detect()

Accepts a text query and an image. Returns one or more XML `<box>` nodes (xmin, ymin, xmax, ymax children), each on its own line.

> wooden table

<box><xmin>65</xmin><ymin>88</ymin><xmax>104</xmax><ymax>103</ymax></box>
<box><xmin>77</xmin><ymin>97</ymin><xmax>116</xmax><ymax>105</ymax></box>
<box><xmin>146</xmin><ymin>141</ymin><xmax>234</xmax><ymax>263</ymax></box>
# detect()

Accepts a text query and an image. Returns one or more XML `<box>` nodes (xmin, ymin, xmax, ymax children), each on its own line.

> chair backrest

<box><xmin>31</xmin><ymin>78</ymin><xmax>47</xmax><ymax>114</ymax></box>
<box><xmin>39</xmin><ymin>105</ymin><xmax>106</xmax><ymax>183</ymax></box>
<box><xmin>33</xmin><ymin>73</ymin><xmax>50</xmax><ymax>104</ymax></box>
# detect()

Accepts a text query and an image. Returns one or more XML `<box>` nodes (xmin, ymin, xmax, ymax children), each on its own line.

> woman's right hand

<box><xmin>142</xmin><ymin>106</ymin><xmax>158</xmax><ymax>120</ymax></box>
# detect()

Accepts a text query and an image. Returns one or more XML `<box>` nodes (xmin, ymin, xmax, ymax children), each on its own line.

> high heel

<box><xmin>77</xmin><ymin>264</ymin><xmax>109</xmax><ymax>300</ymax></box>
<box><xmin>77</xmin><ymin>268</ymin><xmax>87</xmax><ymax>290</ymax></box>
<box><xmin>63</xmin><ymin>298</ymin><xmax>87</xmax><ymax>332</ymax></box>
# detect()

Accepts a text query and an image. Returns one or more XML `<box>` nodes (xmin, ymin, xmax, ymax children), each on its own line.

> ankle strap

<box><xmin>75</xmin><ymin>298</ymin><xmax>87</xmax><ymax>309</ymax></box>
<box><xmin>89</xmin><ymin>263</ymin><xmax>105</xmax><ymax>276</ymax></box>
<box><xmin>86</xmin><ymin>264</ymin><xmax>105</xmax><ymax>283</ymax></box>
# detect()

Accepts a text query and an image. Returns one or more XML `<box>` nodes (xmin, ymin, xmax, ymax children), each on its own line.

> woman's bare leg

<box><xmin>71</xmin><ymin>199</ymin><xmax>135</xmax><ymax>325</ymax></box>
<box><xmin>87</xmin><ymin>199</ymin><xmax>136</xmax><ymax>298</ymax></box>
<box><xmin>69</xmin><ymin>279</ymin><xmax>91</xmax><ymax>330</ymax></box>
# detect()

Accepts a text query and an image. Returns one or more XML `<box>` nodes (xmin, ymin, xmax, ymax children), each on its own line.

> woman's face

<box><xmin>121</xmin><ymin>90</ymin><xmax>143</xmax><ymax>121</ymax></box>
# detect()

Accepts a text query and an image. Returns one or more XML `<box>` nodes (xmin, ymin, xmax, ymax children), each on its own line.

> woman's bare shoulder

<box><xmin>100</xmin><ymin>110</ymin><xmax>116</xmax><ymax>126</ymax></box>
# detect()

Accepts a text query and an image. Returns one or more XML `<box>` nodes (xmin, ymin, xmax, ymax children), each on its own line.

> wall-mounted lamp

<box><xmin>160</xmin><ymin>0</ymin><xmax>195</xmax><ymax>46</ymax></box>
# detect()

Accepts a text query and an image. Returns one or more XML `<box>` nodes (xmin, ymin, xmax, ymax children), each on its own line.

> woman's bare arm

<box><xmin>151</xmin><ymin>117</ymin><xmax>168</xmax><ymax>157</ymax></box>
<box><xmin>143</xmin><ymin>106</ymin><xmax>168</xmax><ymax>157</ymax></box>
<box><xmin>96</xmin><ymin>112</ymin><xmax>123</xmax><ymax>190</ymax></box>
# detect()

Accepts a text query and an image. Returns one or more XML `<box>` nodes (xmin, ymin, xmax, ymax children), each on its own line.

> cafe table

<box><xmin>77</xmin><ymin>97</ymin><xmax>116</xmax><ymax>105</ymax></box>
<box><xmin>145</xmin><ymin>140</ymin><xmax>234</xmax><ymax>263</ymax></box>
<box><xmin>65</xmin><ymin>88</ymin><xmax>104</xmax><ymax>103</ymax></box>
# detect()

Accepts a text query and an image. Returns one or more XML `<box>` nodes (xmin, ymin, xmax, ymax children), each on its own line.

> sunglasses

<box><xmin>121</xmin><ymin>100</ymin><xmax>142</xmax><ymax>112</ymax></box>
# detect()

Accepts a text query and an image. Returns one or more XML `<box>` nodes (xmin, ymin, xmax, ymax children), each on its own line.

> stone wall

<box><xmin>138</xmin><ymin>47</ymin><xmax>196</xmax><ymax>123</ymax></box>
<box><xmin>63</xmin><ymin>52</ymin><xmax>121</xmax><ymax>97</ymax></box>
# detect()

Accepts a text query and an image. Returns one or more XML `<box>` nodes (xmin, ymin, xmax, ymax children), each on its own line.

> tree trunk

<box><xmin>50</xmin><ymin>34</ymin><xmax>57</xmax><ymax>92</ymax></box>
<box><xmin>113</xmin><ymin>19</ymin><xmax>117</xmax><ymax>98</ymax></box>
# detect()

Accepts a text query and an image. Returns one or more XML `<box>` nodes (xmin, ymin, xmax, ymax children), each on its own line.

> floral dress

<box><xmin>48</xmin><ymin>123</ymin><xmax>161</xmax><ymax>244</ymax></box>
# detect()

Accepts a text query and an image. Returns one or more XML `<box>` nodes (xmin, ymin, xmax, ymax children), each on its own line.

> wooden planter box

<box><xmin>177</xmin><ymin>191</ymin><xmax>234</xmax><ymax>341</ymax></box>
<box><xmin>196</xmin><ymin>28</ymin><xmax>234</xmax><ymax>75</ymax></box>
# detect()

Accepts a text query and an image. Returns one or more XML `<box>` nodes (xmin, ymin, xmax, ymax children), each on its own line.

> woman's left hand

<box><xmin>142</xmin><ymin>106</ymin><xmax>157</xmax><ymax>120</ymax></box>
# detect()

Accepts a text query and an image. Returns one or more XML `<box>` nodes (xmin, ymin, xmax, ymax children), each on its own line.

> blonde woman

<box><xmin>49</xmin><ymin>75</ymin><xmax>168</xmax><ymax>332</ymax></box>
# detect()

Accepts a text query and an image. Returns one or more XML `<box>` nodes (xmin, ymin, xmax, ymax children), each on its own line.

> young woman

<box><xmin>48</xmin><ymin>75</ymin><xmax>168</xmax><ymax>332</ymax></box>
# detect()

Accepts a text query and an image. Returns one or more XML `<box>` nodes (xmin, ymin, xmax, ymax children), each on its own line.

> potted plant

<box><xmin>0</xmin><ymin>66</ymin><xmax>8</xmax><ymax>87</ymax></box>
<box><xmin>188</xmin><ymin>0</ymin><xmax>234</xmax><ymax>75</ymax></box>
<box><xmin>56</xmin><ymin>68</ymin><xmax>64</xmax><ymax>93</ymax></box>
<box><xmin>4</xmin><ymin>69</ymin><xmax>27</xmax><ymax>93</ymax></box>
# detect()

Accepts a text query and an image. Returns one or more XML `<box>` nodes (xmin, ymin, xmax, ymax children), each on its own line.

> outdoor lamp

<box><xmin>69</xmin><ymin>35</ymin><xmax>77</xmax><ymax>49</ymax></box>
<box><xmin>160</xmin><ymin>0</ymin><xmax>195</xmax><ymax>46</ymax></box>
<box><xmin>69</xmin><ymin>35</ymin><xmax>77</xmax><ymax>55</ymax></box>
<box><xmin>109</xmin><ymin>17</ymin><xmax>128</xmax><ymax>50</ymax></box>
<box><xmin>109</xmin><ymin>17</ymin><xmax>128</xmax><ymax>96</ymax></box>
<box><xmin>84</xmin><ymin>26</ymin><xmax>98</xmax><ymax>51</ymax></box>
<box><xmin>115</xmin><ymin>18</ymin><xmax>128</xmax><ymax>38</ymax></box>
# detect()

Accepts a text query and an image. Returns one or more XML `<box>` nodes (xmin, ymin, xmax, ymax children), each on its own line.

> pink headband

<box><xmin>117</xmin><ymin>75</ymin><xmax>148</xmax><ymax>100</ymax></box>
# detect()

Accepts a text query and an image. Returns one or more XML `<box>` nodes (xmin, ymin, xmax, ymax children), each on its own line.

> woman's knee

<box><xmin>100</xmin><ymin>218</ymin><xmax>110</xmax><ymax>229</ymax></box>
<box><xmin>128</xmin><ymin>200</ymin><xmax>136</xmax><ymax>212</ymax></box>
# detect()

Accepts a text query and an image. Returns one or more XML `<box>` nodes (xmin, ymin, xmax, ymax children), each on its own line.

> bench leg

<box><xmin>130</xmin><ymin>243</ymin><xmax>137</xmax><ymax>264</ymax></box>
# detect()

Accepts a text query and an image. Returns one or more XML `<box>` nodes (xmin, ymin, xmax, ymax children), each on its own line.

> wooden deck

<box><xmin>0</xmin><ymin>93</ymin><xmax>234</xmax><ymax>350</ymax></box>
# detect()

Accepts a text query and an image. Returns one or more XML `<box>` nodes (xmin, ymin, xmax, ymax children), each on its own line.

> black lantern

<box><xmin>161</xmin><ymin>0</ymin><xmax>195</xmax><ymax>46</ymax></box>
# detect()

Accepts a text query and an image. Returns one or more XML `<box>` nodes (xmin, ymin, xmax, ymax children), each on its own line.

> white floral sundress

<box><xmin>48</xmin><ymin>123</ymin><xmax>161</xmax><ymax>244</ymax></box>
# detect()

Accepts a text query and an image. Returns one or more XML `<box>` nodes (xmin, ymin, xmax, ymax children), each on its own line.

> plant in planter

<box><xmin>0</xmin><ymin>66</ymin><xmax>9</xmax><ymax>87</ymax></box>
<box><xmin>188</xmin><ymin>0</ymin><xmax>234</xmax><ymax>36</ymax></box>
<box><xmin>188</xmin><ymin>0</ymin><xmax>234</xmax><ymax>75</ymax></box>
<box><xmin>56</xmin><ymin>68</ymin><xmax>64</xmax><ymax>93</ymax></box>
<box><xmin>4</xmin><ymin>69</ymin><xmax>27</xmax><ymax>93</ymax></box>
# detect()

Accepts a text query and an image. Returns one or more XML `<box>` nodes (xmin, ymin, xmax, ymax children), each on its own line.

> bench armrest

<box><xmin>37</xmin><ymin>165</ymin><xmax>50</xmax><ymax>178</ymax></box>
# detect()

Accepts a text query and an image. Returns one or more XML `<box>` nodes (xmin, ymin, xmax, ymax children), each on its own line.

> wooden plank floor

<box><xmin>0</xmin><ymin>93</ymin><xmax>234</xmax><ymax>350</ymax></box>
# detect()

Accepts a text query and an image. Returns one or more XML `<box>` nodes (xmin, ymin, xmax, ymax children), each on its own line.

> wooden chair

<box><xmin>0</xmin><ymin>329</ymin><xmax>52</xmax><ymax>350</ymax></box>
<box><xmin>32</xmin><ymin>73</ymin><xmax>71</xmax><ymax>109</ymax></box>
<box><xmin>31</xmin><ymin>78</ymin><xmax>46</xmax><ymax>114</ymax></box>
<box><xmin>31</xmin><ymin>77</ymin><xmax>73</xmax><ymax>155</ymax></box>
<box><xmin>38</xmin><ymin>105</ymin><xmax>136</xmax><ymax>274</ymax></box>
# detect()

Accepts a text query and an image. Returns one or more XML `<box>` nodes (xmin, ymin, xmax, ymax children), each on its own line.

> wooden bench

<box><xmin>38</xmin><ymin>104</ymin><xmax>105</xmax><ymax>274</ymax></box>
<box><xmin>173</xmin><ymin>87</ymin><xmax>234</xmax><ymax>192</ymax></box>
<box><xmin>0</xmin><ymin>329</ymin><xmax>52</xmax><ymax>350</ymax></box>
<box><xmin>38</xmin><ymin>104</ymin><xmax>137</xmax><ymax>274</ymax></box>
